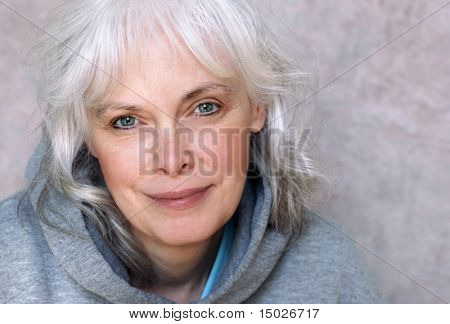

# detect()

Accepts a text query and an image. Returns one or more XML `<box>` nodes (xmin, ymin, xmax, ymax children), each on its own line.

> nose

<box><xmin>150</xmin><ymin>126</ymin><xmax>194</xmax><ymax>177</ymax></box>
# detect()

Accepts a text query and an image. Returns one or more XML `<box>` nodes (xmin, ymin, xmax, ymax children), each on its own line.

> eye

<box><xmin>112</xmin><ymin>115</ymin><xmax>139</xmax><ymax>130</ymax></box>
<box><xmin>193</xmin><ymin>102</ymin><xmax>221</xmax><ymax>117</ymax></box>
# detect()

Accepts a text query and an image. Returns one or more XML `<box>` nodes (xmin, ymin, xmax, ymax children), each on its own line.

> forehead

<box><xmin>101</xmin><ymin>36</ymin><xmax>238</xmax><ymax>105</ymax></box>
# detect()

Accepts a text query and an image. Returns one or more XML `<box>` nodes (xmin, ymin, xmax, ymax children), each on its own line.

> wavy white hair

<box><xmin>20</xmin><ymin>0</ymin><xmax>331</xmax><ymax>285</ymax></box>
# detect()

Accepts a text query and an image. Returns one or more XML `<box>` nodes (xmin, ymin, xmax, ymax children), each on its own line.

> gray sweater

<box><xmin>0</xmin><ymin>139</ymin><xmax>383</xmax><ymax>303</ymax></box>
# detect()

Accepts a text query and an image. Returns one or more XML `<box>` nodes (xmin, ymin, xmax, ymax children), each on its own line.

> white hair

<box><xmin>20</xmin><ymin>0</ymin><xmax>331</xmax><ymax>286</ymax></box>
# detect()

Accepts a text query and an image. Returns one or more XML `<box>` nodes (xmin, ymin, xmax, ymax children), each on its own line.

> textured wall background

<box><xmin>1</xmin><ymin>0</ymin><xmax>449</xmax><ymax>303</ymax></box>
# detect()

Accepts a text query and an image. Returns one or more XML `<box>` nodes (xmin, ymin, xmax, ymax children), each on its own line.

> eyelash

<box><xmin>111</xmin><ymin>101</ymin><xmax>222</xmax><ymax>131</ymax></box>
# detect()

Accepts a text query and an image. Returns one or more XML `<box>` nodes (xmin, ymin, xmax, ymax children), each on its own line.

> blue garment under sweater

<box><xmin>201</xmin><ymin>215</ymin><xmax>235</xmax><ymax>299</ymax></box>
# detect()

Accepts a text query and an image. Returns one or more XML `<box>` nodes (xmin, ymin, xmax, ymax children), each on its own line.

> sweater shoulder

<box><xmin>265</xmin><ymin>210</ymin><xmax>384</xmax><ymax>303</ymax></box>
<box><xmin>0</xmin><ymin>190</ymin><xmax>30</xmax><ymax>230</ymax></box>
<box><xmin>278</xmin><ymin>211</ymin><xmax>360</xmax><ymax>276</ymax></box>
<box><xmin>0</xmin><ymin>190</ymin><xmax>48</xmax><ymax>259</ymax></box>
<box><xmin>292</xmin><ymin>210</ymin><xmax>359</xmax><ymax>260</ymax></box>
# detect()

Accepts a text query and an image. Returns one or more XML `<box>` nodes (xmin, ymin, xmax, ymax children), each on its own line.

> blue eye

<box><xmin>193</xmin><ymin>102</ymin><xmax>221</xmax><ymax>117</ymax></box>
<box><xmin>112</xmin><ymin>116</ymin><xmax>138</xmax><ymax>130</ymax></box>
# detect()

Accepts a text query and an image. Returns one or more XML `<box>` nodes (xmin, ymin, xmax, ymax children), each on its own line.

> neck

<box><xmin>131</xmin><ymin>228</ymin><xmax>223</xmax><ymax>303</ymax></box>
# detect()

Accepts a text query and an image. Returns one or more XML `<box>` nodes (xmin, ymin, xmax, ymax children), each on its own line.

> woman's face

<box><xmin>87</xmin><ymin>39</ymin><xmax>266</xmax><ymax>248</ymax></box>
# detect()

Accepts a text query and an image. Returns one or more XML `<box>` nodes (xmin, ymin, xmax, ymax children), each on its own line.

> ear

<box><xmin>250</xmin><ymin>104</ymin><xmax>267</xmax><ymax>134</ymax></box>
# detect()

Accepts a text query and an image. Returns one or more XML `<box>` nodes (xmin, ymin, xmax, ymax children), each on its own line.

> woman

<box><xmin>0</xmin><ymin>0</ymin><xmax>382</xmax><ymax>303</ymax></box>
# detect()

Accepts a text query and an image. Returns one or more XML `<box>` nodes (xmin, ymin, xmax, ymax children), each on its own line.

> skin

<box><xmin>86</xmin><ymin>37</ymin><xmax>266</xmax><ymax>303</ymax></box>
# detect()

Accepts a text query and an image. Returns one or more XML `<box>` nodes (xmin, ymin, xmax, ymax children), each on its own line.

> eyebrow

<box><xmin>95</xmin><ymin>82</ymin><xmax>234</xmax><ymax>117</ymax></box>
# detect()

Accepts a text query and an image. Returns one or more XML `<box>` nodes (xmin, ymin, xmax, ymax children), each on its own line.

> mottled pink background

<box><xmin>1</xmin><ymin>0</ymin><xmax>449</xmax><ymax>303</ymax></box>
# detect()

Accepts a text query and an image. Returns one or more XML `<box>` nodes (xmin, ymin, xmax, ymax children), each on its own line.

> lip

<box><xmin>148</xmin><ymin>185</ymin><xmax>212</xmax><ymax>200</ymax></box>
<box><xmin>147</xmin><ymin>185</ymin><xmax>213</xmax><ymax>210</ymax></box>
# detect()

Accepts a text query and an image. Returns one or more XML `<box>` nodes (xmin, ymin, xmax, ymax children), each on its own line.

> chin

<box><xmin>158</xmin><ymin>226</ymin><xmax>217</xmax><ymax>247</ymax></box>
<box><xmin>138</xmin><ymin>211</ymin><xmax>221</xmax><ymax>247</ymax></box>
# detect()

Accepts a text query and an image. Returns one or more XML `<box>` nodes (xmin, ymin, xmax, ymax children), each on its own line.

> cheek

<box><xmin>95</xmin><ymin>138</ymin><xmax>141</xmax><ymax>189</ymax></box>
<box><xmin>194</xmin><ymin>127</ymin><xmax>250</xmax><ymax>184</ymax></box>
<box><xmin>216</xmin><ymin>129</ymin><xmax>250</xmax><ymax>178</ymax></box>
